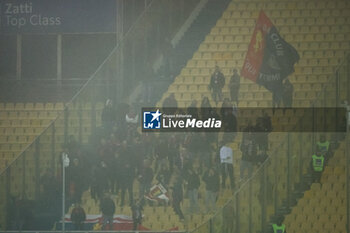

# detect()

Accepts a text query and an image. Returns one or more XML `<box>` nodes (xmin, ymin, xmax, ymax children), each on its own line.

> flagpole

<box><xmin>62</xmin><ymin>153</ymin><xmax>69</xmax><ymax>233</ymax></box>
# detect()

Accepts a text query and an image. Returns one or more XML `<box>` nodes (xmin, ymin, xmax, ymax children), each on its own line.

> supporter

<box><xmin>40</xmin><ymin>169</ymin><xmax>59</xmax><ymax>205</ymax></box>
<box><xmin>197</xmin><ymin>133</ymin><xmax>214</xmax><ymax>171</ymax></box>
<box><xmin>282</xmin><ymin>79</ymin><xmax>294</xmax><ymax>107</ymax></box>
<box><xmin>316</xmin><ymin>134</ymin><xmax>330</xmax><ymax>157</ymax></box>
<box><xmin>219</xmin><ymin>141</ymin><xmax>235</xmax><ymax>190</ymax></box>
<box><xmin>162</xmin><ymin>93</ymin><xmax>178</xmax><ymax>109</ymax></box>
<box><xmin>154</xmin><ymin>136</ymin><xmax>169</xmax><ymax>173</ymax></box>
<box><xmin>156</xmin><ymin>164</ymin><xmax>172</xmax><ymax>189</ymax></box>
<box><xmin>255</xmin><ymin>111</ymin><xmax>272</xmax><ymax>152</ymax></box>
<box><xmin>272</xmin><ymin>88</ymin><xmax>283</xmax><ymax>108</ymax></box>
<box><xmin>184</xmin><ymin>132</ymin><xmax>201</xmax><ymax>165</ymax></box>
<box><xmin>125</xmin><ymin>106</ymin><xmax>139</xmax><ymax>138</ymax></box>
<box><xmin>137</xmin><ymin>159</ymin><xmax>154</xmax><ymax>202</ymax></box>
<box><xmin>7</xmin><ymin>195</ymin><xmax>20</xmax><ymax>230</ymax></box>
<box><xmin>255</xmin><ymin>150</ymin><xmax>269</xmax><ymax>166</ymax></box>
<box><xmin>209</xmin><ymin>66</ymin><xmax>225</xmax><ymax>104</ymax></box>
<box><xmin>221</xmin><ymin>100</ymin><xmax>237</xmax><ymax>141</ymax></box>
<box><xmin>221</xmin><ymin>98</ymin><xmax>232</xmax><ymax>114</ymax></box>
<box><xmin>119</xmin><ymin>140</ymin><xmax>135</xmax><ymax>206</ymax></box>
<box><xmin>141</xmin><ymin>132</ymin><xmax>155</xmax><ymax>161</ymax></box>
<box><xmin>170</xmin><ymin>174</ymin><xmax>185</xmax><ymax>221</ymax></box>
<box><xmin>115</xmin><ymin>102</ymin><xmax>129</xmax><ymax>140</ymax></box>
<box><xmin>187</xmin><ymin>99</ymin><xmax>198</xmax><ymax>119</ymax></box>
<box><xmin>71</xmin><ymin>203</ymin><xmax>86</xmax><ymax>230</ymax></box>
<box><xmin>168</xmin><ymin>134</ymin><xmax>180</xmax><ymax>173</ymax></box>
<box><xmin>200</xmin><ymin>96</ymin><xmax>212</xmax><ymax>119</ymax></box>
<box><xmin>67</xmin><ymin>158</ymin><xmax>84</xmax><ymax>204</ymax></box>
<box><xmin>17</xmin><ymin>198</ymin><xmax>35</xmax><ymax>230</ymax></box>
<box><xmin>201</xmin><ymin>96</ymin><xmax>211</xmax><ymax>108</ymax></box>
<box><xmin>98</xmin><ymin>137</ymin><xmax>114</xmax><ymax>164</ymax></box>
<box><xmin>131</xmin><ymin>199</ymin><xmax>143</xmax><ymax>230</ymax></box>
<box><xmin>261</xmin><ymin>110</ymin><xmax>272</xmax><ymax>133</ymax></box>
<box><xmin>185</xmin><ymin>168</ymin><xmax>200</xmax><ymax>213</ymax></box>
<box><xmin>66</xmin><ymin>135</ymin><xmax>80</xmax><ymax>158</ymax></box>
<box><xmin>229</xmin><ymin>68</ymin><xmax>240</xmax><ymax>105</ymax></box>
<box><xmin>101</xmin><ymin>99</ymin><xmax>116</xmax><ymax>131</ymax></box>
<box><xmin>310</xmin><ymin>150</ymin><xmax>324</xmax><ymax>183</ymax></box>
<box><xmin>111</xmin><ymin>150</ymin><xmax>122</xmax><ymax>195</ymax></box>
<box><xmin>91</xmin><ymin>161</ymin><xmax>109</xmax><ymax>200</ymax></box>
<box><xmin>240</xmin><ymin>130</ymin><xmax>257</xmax><ymax>181</ymax></box>
<box><xmin>100</xmin><ymin>195</ymin><xmax>115</xmax><ymax>230</ymax></box>
<box><xmin>202</xmin><ymin>167</ymin><xmax>220</xmax><ymax>212</ymax></box>
<box><xmin>131</xmin><ymin>135</ymin><xmax>147</xmax><ymax>172</ymax></box>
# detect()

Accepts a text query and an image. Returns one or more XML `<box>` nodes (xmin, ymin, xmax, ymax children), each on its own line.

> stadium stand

<box><xmin>0</xmin><ymin>0</ymin><xmax>349</xmax><ymax>232</ymax></box>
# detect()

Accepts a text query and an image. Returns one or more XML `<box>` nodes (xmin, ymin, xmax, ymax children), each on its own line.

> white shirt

<box><xmin>220</xmin><ymin>146</ymin><xmax>233</xmax><ymax>164</ymax></box>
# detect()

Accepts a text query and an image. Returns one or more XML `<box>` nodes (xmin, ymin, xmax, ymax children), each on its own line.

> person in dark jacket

<box><xmin>187</xmin><ymin>100</ymin><xmax>198</xmax><ymax>119</ymax></box>
<box><xmin>255</xmin><ymin>111</ymin><xmax>272</xmax><ymax>152</ymax></box>
<box><xmin>91</xmin><ymin>161</ymin><xmax>109</xmax><ymax>200</ymax></box>
<box><xmin>202</xmin><ymin>167</ymin><xmax>220</xmax><ymax>212</ymax></box>
<box><xmin>131</xmin><ymin>199</ymin><xmax>143</xmax><ymax>230</ymax></box>
<box><xmin>67</xmin><ymin>158</ymin><xmax>84</xmax><ymax>204</ymax></box>
<box><xmin>185</xmin><ymin>168</ymin><xmax>200</xmax><ymax>213</ymax></box>
<box><xmin>101</xmin><ymin>99</ymin><xmax>116</xmax><ymax>131</ymax></box>
<box><xmin>209</xmin><ymin>66</ymin><xmax>225</xmax><ymax>104</ymax></box>
<box><xmin>240</xmin><ymin>131</ymin><xmax>257</xmax><ymax>181</ymax></box>
<box><xmin>162</xmin><ymin>93</ymin><xmax>178</xmax><ymax>115</ymax></box>
<box><xmin>229</xmin><ymin>68</ymin><xmax>240</xmax><ymax>105</ymax></box>
<box><xmin>100</xmin><ymin>196</ymin><xmax>115</xmax><ymax>230</ymax></box>
<box><xmin>156</xmin><ymin>164</ymin><xmax>172</xmax><ymax>189</ymax></box>
<box><xmin>119</xmin><ymin>141</ymin><xmax>135</xmax><ymax>207</ymax></box>
<box><xmin>138</xmin><ymin>159</ymin><xmax>153</xmax><ymax>201</ymax></box>
<box><xmin>71</xmin><ymin>203</ymin><xmax>86</xmax><ymax>230</ymax></box>
<box><xmin>282</xmin><ymin>79</ymin><xmax>294</xmax><ymax>107</ymax></box>
<box><xmin>170</xmin><ymin>175</ymin><xmax>185</xmax><ymax>221</ymax></box>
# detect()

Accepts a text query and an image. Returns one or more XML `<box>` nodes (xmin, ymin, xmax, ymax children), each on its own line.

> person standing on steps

<box><xmin>282</xmin><ymin>79</ymin><xmax>294</xmax><ymax>108</ymax></box>
<box><xmin>310</xmin><ymin>150</ymin><xmax>325</xmax><ymax>183</ymax></box>
<box><xmin>229</xmin><ymin>68</ymin><xmax>240</xmax><ymax>106</ymax></box>
<box><xmin>219</xmin><ymin>141</ymin><xmax>235</xmax><ymax>190</ymax></box>
<box><xmin>209</xmin><ymin>66</ymin><xmax>225</xmax><ymax>104</ymax></box>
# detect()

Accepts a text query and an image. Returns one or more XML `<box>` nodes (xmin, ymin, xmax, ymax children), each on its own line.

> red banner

<box><xmin>241</xmin><ymin>11</ymin><xmax>273</xmax><ymax>82</ymax></box>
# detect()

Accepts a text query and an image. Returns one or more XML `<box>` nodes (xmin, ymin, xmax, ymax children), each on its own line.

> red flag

<box><xmin>241</xmin><ymin>11</ymin><xmax>273</xmax><ymax>82</ymax></box>
<box><xmin>241</xmin><ymin>11</ymin><xmax>299</xmax><ymax>92</ymax></box>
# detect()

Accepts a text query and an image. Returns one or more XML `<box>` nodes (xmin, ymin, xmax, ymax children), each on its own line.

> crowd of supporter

<box><xmin>6</xmin><ymin>67</ymin><xmax>341</xmax><ymax>232</ymax></box>
<box><xmin>5</xmin><ymin>97</ymin><xmax>275</xmax><ymax>230</ymax></box>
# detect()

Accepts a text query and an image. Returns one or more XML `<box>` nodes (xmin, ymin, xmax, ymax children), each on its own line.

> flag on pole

<box><xmin>145</xmin><ymin>183</ymin><xmax>170</xmax><ymax>202</ymax></box>
<box><xmin>241</xmin><ymin>10</ymin><xmax>300</xmax><ymax>93</ymax></box>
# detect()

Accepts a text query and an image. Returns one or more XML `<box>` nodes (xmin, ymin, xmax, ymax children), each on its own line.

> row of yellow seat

<box><xmin>0</xmin><ymin>102</ymin><xmax>105</xmax><ymax>111</ymax></box>
<box><xmin>226</xmin><ymin>1</ymin><xmax>349</xmax><ymax>10</ymax></box>
<box><xmin>284</xmin><ymin>142</ymin><xmax>347</xmax><ymax>233</ymax></box>
<box><xmin>0</xmin><ymin>102</ymin><xmax>64</xmax><ymax>110</ymax></box>
<box><xmin>223</xmin><ymin>9</ymin><xmax>349</xmax><ymax>19</ymax></box>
